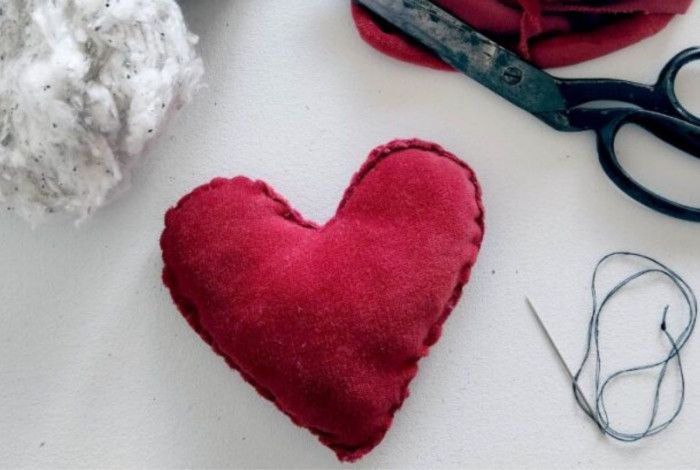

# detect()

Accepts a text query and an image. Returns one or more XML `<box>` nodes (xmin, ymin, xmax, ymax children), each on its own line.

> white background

<box><xmin>2</xmin><ymin>1</ymin><xmax>700</xmax><ymax>468</ymax></box>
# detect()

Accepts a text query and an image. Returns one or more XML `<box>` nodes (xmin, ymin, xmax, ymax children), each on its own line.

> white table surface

<box><xmin>2</xmin><ymin>1</ymin><xmax>700</xmax><ymax>468</ymax></box>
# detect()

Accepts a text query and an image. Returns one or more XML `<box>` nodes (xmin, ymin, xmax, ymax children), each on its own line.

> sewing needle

<box><xmin>525</xmin><ymin>296</ymin><xmax>598</xmax><ymax>422</ymax></box>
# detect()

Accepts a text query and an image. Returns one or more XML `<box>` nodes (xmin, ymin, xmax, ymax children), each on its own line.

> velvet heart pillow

<box><xmin>160</xmin><ymin>139</ymin><xmax>485</xmax><ymax>461</ymax></box>
<box><xmin>352</xmin><ymin>0</ymin><xmax>692</xmax><ymax>69</ymax></box>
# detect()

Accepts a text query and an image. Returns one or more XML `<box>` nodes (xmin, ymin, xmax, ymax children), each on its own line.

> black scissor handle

<box><xmin>557</xmin><ymin>47</ymin><xmax>700</xmax><ymax>125</ymax></box>
<box><xmin>655</xmin><ymin>47</ymin><xmax>700</xmax><ymax>126</ymax></box>
<box><xmin>592</xmin><ymin>108</ymin><xmax>700</xmax><ymax>221</ymax></box>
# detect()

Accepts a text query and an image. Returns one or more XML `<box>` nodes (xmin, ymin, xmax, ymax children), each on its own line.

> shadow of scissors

<box><xmin>356</xmin><ymin>0</ymin><xmax>700</xmax><ymax>222</ymax></box>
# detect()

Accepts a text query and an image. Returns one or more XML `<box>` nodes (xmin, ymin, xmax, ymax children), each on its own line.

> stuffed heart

<box><xmin>160</xmin><ymin>139</ymin><xmax>484</xmax><ymax>461</ymax></box>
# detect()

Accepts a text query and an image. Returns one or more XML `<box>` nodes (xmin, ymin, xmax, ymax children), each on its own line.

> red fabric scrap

<box><xmin>352</xmin><ymin>0</ymin><xmax>692</xmax><ymax>68</ymax></box>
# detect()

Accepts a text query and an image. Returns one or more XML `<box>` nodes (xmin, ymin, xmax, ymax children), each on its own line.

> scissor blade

<box><xmin>356</xmin><ymin>0</ymin><xmax>568</xmax><ymax>117</ymax></box>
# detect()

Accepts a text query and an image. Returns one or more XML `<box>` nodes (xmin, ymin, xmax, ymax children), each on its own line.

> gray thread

<box><xmin>573</xmin><ymin>251</ymin><xmax>697</xmax><ymax>441</ymax></box>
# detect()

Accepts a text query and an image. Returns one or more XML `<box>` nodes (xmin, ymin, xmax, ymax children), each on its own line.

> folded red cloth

<box><xmin>352</xmin><ymin>0</ymin><xmax>692</xmax><ymax>68</ymax></box>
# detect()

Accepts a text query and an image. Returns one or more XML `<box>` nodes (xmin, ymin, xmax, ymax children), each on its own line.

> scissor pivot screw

<box><xmin>502</xmin><ymin>66</ymin><xmax>523</xmax><ymax>85</ymax></box>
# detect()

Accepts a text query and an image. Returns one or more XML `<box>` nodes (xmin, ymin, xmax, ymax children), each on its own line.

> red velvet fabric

<box><xmin>352</xmin><ymin>0</ymin><xmax>692</xmax><ymax>68</ymax></box>
<box><xmin>160</xmin><ymin>139</ymin><xmax>485</xmax><ymax>461</ymax></box>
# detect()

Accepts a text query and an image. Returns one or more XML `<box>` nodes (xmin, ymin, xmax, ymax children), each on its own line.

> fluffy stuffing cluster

<box><xmin>0</xmin><ymin>0</ymin><xmax>203</xmax><ymax>224</ymax></box>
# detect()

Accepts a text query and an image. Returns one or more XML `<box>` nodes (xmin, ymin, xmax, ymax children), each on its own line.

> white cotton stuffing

<box><xmin>0</xmin><ymin>0</ymin><xmax>204</xmax><ymax>224</ymax></box>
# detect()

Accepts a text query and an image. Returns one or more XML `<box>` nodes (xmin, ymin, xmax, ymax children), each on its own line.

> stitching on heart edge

<box><xmin>160</xmin><ymin>138</ymin><xmax>485</xmax><ymax>461</ymax></box>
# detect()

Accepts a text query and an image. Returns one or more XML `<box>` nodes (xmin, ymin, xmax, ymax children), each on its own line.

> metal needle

<box><xmin>525</xmin><ymin>296</ymin><xmax>597</xmax><ymax>421</ymax></box>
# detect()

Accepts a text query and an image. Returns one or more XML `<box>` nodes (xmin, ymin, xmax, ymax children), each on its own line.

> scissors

<box><xmin>355</xmin><ymin>0</ymin><xmax>700</xmax><ymax>222</ymax></box>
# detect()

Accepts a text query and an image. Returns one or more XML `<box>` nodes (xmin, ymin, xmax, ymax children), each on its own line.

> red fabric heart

<box><xmin>160</xmin><ymin>139</ymin><xmax>484</xmax><ymax>461</ymax></box>
<box><xmin>352</xmin><ymin>0</ymin><xmax>692</xmax><ymax>69</ymax></box>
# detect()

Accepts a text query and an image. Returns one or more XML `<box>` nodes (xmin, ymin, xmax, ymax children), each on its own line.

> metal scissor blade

<box><xmin>356</xmin><ymin>0</ymin><xmax>569</xmax><ymax>118</ymax></box>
